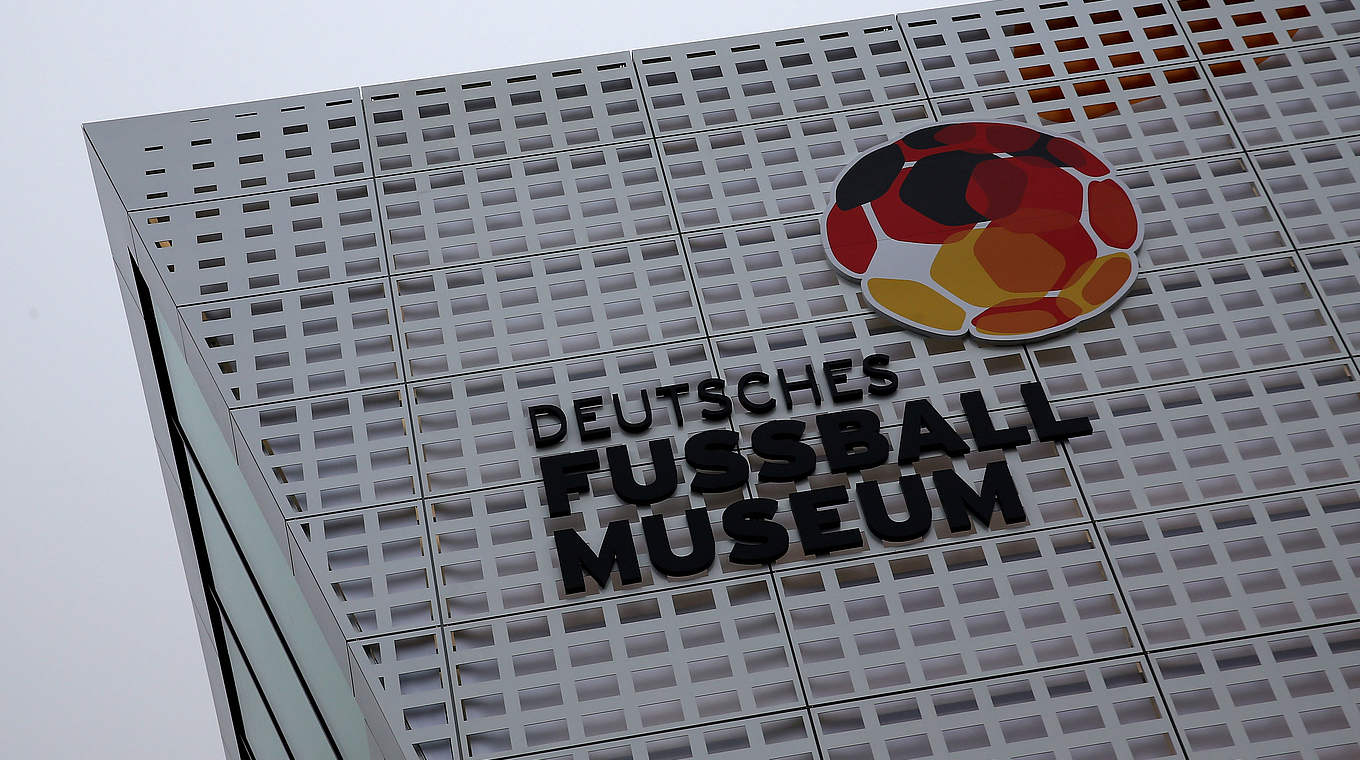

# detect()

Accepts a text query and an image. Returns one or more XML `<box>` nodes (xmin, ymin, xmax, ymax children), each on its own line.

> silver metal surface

<box><xmin>87</xmin><ymin>0</ymin><xmax>1360</xmax><ymax>757</ymax></box>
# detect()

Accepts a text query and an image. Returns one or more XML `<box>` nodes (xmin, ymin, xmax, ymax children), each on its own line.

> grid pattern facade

<box><xmin>88</xmin><ymin>1</ymin><xmax>1360</xmax><ymax>758</ymax></box>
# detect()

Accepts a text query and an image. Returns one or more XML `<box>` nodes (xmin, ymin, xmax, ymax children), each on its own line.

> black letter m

<box><xmin>932</xmin><ymin>460</ymin><xmax>1027</xmax><ymax>533</ymax></box>
<box><xmin>554</xmin><ymin>521</ymin><xmax>641</xmax><ymax>594</ymax></box>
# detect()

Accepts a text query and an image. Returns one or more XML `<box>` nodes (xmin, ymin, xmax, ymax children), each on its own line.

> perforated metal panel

<box><xmin>814</xmin><ymin>658</ymin><xmax>1181</xmax><ymax>759</ymax></box>
<box><xmin>379</xmin><ymin>141</ymin><xmax>674</xmax><ymax>273</ymax></box>
<box><xmin>1207</xmin><ymin>40</ymin><xmax>1360</xmax><ymax>148</ymax></box>
<box><xmin>447</xmin><ymin>578</ymin><xmax>804</xmax><ymax>757</ymax></box>
<box><xmin>1119</xmin><ymin>155</ymin><xmax>1290</xmax><ymax>269</ymax></box>
<box><xmin>182</xmin><ymin>278</ymin><xmax>402</xmax><ymax>406</ymax></box>
<box><xmin>87</xmin><ymin>1</ymin><xmax>1360</xmax><ymax>758</ymax></box>
<box><xmin>1253</xmin><ymin>136</ymin><xmax>1360</xmax><ymax>246</ymax></box>
<box><xmin>900</xmin><ymin>0</ymin><xmax>1192</xmax><ymax>95</ymax></box>
<box><xmin>635</xmin><ymin>16</ymin><xmax>923</xmax><ymax>135</ymax></box>
<box><xmin>1031</xmin><ymin>253</ymin><xmax>1343</xmax><ymax>398</ymax></box>
<box><xmin>1301</xmin><ymin>245</ymin><xmax>1360</xmax><ymax>352</ymax></box>
<box><xmin>1153</xmin><ymin>623</ymin><xmax>1360</xmax><ymax>758</ymax></box>
<box><xmin>234</xmin><ymin>385</ymin><xmax>420</xmax><ymax>515</ymax></box>
<box><xmin>1174</xmin><ymin>0</ymin><xmax>1360</xmax><ymax>58</ymax></box>
<box><xmin>352</xmin><ymin>630</ymin><xmax>459</xmax><ymax>760</ymax></box>
<box><xmin>391</xmin><ymin>238</ymin><xmax>702</xmax><ymax>377</ymax></box>
<box><xmin>86</xmin><ymin>89</ymin><xmax>368</xmax><ymax>210</ymax></box>
<box><xmin>659</xmin><ymin>102</ymin><xmax>933</xmax><ymax>230</ymax></box>
<box><xmin>1102</xmin><ymin>485</ymin><xmax>1360</xmax><ymax>648</ymax></box>
<box><xmin>365</xmin><ymin>53</ymin><xmax>648</xmax><ymax>175</ymax></box>
<box><xmin>779</xmin><ymin>527</ymin><xmax>1138</xmax><ymax>703</ymax></box>
<box><xmin>290</xmin><ymin>501</ymin><xmax>438</xmax><ymax>638</ymax></box>
<box><xmin>518</xmin><ymin>712</ymin><xmax>820</xmax><ymax>760</ymax></box>
<box><xmin>1061</xmin><ymin>362</ymin><xmax>1360</xmax><ymax>517</ymax></box>
<box><xmin>684</xmin><ymin>216</ymin><xmax>863</xmax><ymax>333</ymax></box>
<box><xmin>129</xmin><ymin>180</ymin><xmax>385</xmax><ymax>304</ymax></box>
<box><xmin>936</xmin><ymin>64</ymin><xmax>1239</xmax><ymax>167</ymax></box>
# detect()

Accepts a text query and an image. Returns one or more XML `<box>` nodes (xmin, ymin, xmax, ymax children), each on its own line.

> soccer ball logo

<box><xmin>823</xmin><ymin>121</ymin><xmax>1142</xmax><ymax>342</ymax></box>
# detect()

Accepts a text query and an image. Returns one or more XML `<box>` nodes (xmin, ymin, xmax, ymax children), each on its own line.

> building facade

<box><xmin>87</xmin><ymin>0</ymin><xmax>1360</xmax><ymax>757</ymax></box>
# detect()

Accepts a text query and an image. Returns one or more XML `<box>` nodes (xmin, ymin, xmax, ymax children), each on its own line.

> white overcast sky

<box><xmin>0</xmin><ymin>1</ymin><xmax>965</xmax><ymax>756</ymax></box>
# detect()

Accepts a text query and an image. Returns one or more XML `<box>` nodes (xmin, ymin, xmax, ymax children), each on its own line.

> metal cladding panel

<box><xmin>1120</xmin><ymin>155</ymin><xmax>1291</xmax><ymax>269</ymax></box>
<box><xmin>1301</xmin><ymin>245</ymin><xmax>1360</xmax><ymax>351</ymax></box>
<box><xmin>128</xmin><ymin>180</ymin><xmax>386</xmax><ymax>305</ymax></box>
<box><xmin>289</xmin><ymin>502</ymin><xmax>439</xmax><ymax>638</ymax></box>
<box><xmin>1101</xmin><ymin>486</ymin><xmax>1360</xmax><ymax>648</ymax></box>
<box><xmin>391</xmin><ymin>237</ymin><xmax>703</xmax><ymax>378</ymax></box>
<box><xmin>685</xmin><ymin>151</ymin><xmax>1294</xmax><ymax>337</ymax></box>
<box><xmin>364</xmin><ymin>53</ymin><xmax>650</xmax><ymax>175</ymax></box>
<box><xmin>684</xmin><ymin>216</ymin><xmax>865</xmax><ymax>334</ymax></box>
<box><xmin>899</xmin><ymin>0</ymin><xmax>1194</xmax><ymax>95</ymax></box>
<box><xmin>378</xmin><ymin>142</ymin><xmax>675</xmax><ymax>273</ymax></box>
<box><xmin>1172</xmin><ymin>0</ymin><xmax>1360</xmax><ymax>58</ymax></box>
<box><xmin>634</xmin><ymin>16</ymin><xmax>925</xmax><ymax>135</ymax></box>
<box><xmin>1252</xmin><ymin>135</ymin><xmax>1360</xmax><ymax>245</ymax></box>
<box><xmin>779</xmin><ymin>526</ymin><xmax>1139</xmax><ymax>703</ymax></box>
<box><xmin>934</xmin><ymin>63</ymin><xmax>1242</xmax><ymax>168</ymax></box>
<box><xmin>1152</xmin><ymin>623</ymin><xmax>1360</xmax><ymax>758</ymax></box>
<box><xmin>1205</xmin><ymin>40</ymin><xmax>1360</xmax><ymax>148</ymax></box>
<box><xmin>1061</xmin><ymin>362</ymin><xmax>1360</xmax><ymax>517</ymax></box>
<box><xmin>658</xmin><ymin>103</ymin><xmax>934</xmax><ymax>231</ymax></box>
<box><xmin>351</xmin><ymin>630</ymin><xmax>459</xmax><ymax>760</ymax></box>
<box><xmin>234</xmin><ymin>385</ymin><xmax>421</xmax><ymax>516</ymax></box>
<box><xmin>1030</xmin><ymin>252</ymin><xmax>1344</xmax><ymax>398</ymax></box>
<box><xmin>87</xmin><ymin>0</ymin><xmax>1360</xmax><ymax>757</ymax></box>
<box><xmin>814</xmin><ymin>658</ymin><xmax>1181</xmax><ymax>759</ymax></box>
<box><xmin>446</xmin><ymin>578</ymin><xmax>805</xmax><ymax>757</ymax></box>
<box><xmin>515</xmin><ymin>712</ymin><xmax>820</xmax><ymax>760</ymax></box>
<box><xmin>86</xmin><ymin>89</ymin><xmax>369</xmax><ymax>211</ymax></box>
<box><xmin>181</xmin><ymin>278</ymin><xmax>402</xmax><ymax>406</ymax></box>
